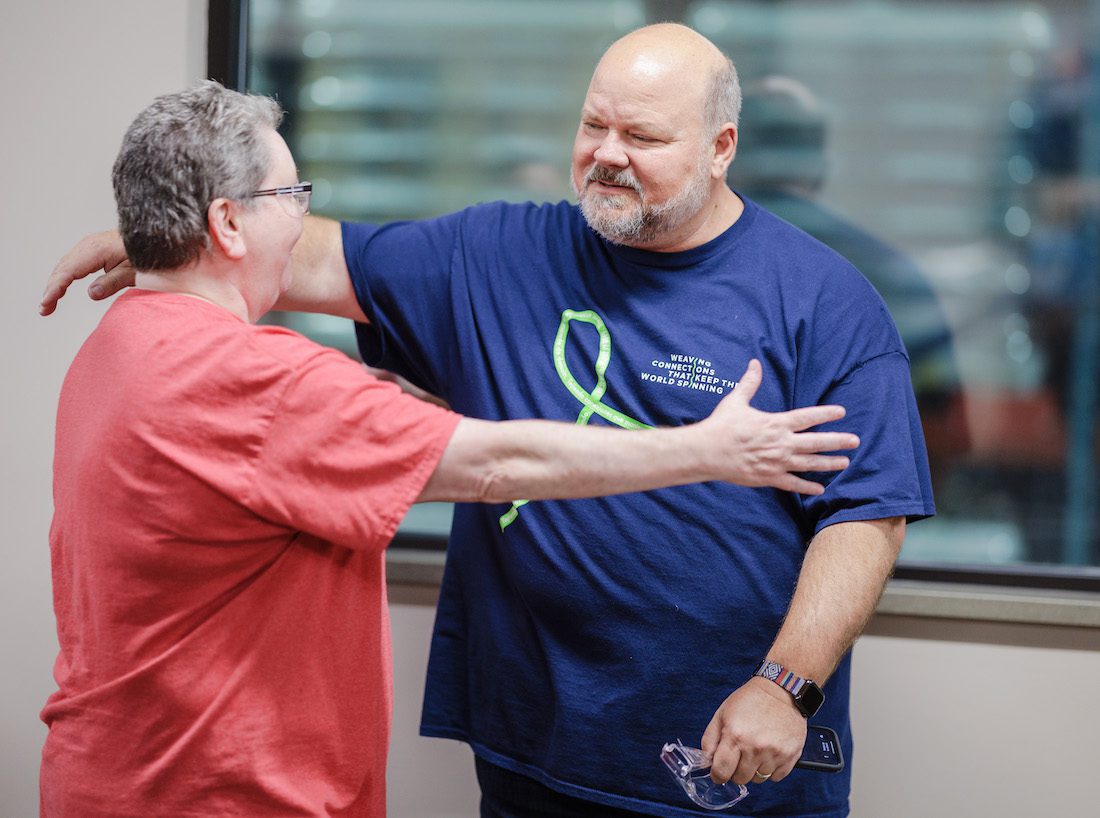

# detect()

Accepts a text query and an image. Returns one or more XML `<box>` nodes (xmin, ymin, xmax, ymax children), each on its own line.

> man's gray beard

<box><xmin>574</xmin><ymin>162</ymin><xmax>712</xmax><ymax>247</ymax></box>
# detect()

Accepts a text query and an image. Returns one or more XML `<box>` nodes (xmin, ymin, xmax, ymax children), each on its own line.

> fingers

<box><xmin>737</xmin><ymin>754</ymin><xmax>792</xmax><ymax>785</ymax></box>
<box><xmin>769</xmin><ymin>753</ymin><xmax>799</xmax><ymax>783</ymax></box>
<box><xmin>39</xmin><ymin>282</ymin><xmax>68</xmax><ymax>317</ymax></box>
<box><xmin>700</xmin><ymin>715</ymin><xmax>720</xmax><ymax>758</ymax></box>
<box><xmin>790</xmin><ymin>454</ymin><xmax>851</xmax><ymax>472</ymax></box>
<box><xmin>709</xmin><ymin>735</ymin><xmax>781</xmax><ymax>786</ymax></box>
<box><xmin>782</xmin><ymin>403</ymin><xmax>847</xmax><ymax>431</ymax></box>
<box><xmin>39</xmin><ymin>253</ymin><xmax>87</xmax><ymax>316</ymax></box>
<box><xmin>767</xmin><ymin>453</ymin><xmax>853</xmax><ymax>494</ymax></box>
<box><xmin>731</xmin><ymin>752</ymin><xmax>767</xmax><ymax>787</ymax></box>
<box><xmin>711</xmin><ymin>733</ymin><xmax>798</xmax><ymax>787</ymax></box>
<box><xmin>744</xmin><ymin>741</ymin><xmax>800</xmax><ymax>784</ymax></box>
<box><xmin>730</xmin><ymin>359</ymin><xmax>762</xmax><ymax>404</ymax></box>
<box><xmin>709</xmin><ymin>744</ymin><xmax>743</xmax><ymax>785</ymax></box>
<box><xmin>792</xmin><ymin>431</ymin><xmax>859</xmax><ymax>453</ymax></box>
<box><xmin>87</xmin><ymin>263</ymin><xmax>135</xmax><ymax>299</ymax></box>
<box><xmin>40</xmin><ymin>231</ymin><xmax>130</xmax><ymax>316</ymax></box>
<box><xmin>773</xmin><ymin>474</ymin><xmax>826</xmax><ymax>496</ymax></box>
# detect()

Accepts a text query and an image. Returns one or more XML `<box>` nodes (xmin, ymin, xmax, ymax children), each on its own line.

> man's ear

<box><xmin>711</xmin><ymin>123</ymin><xmax>738</xmax><ymax>179</ymax></box>
<box><xmin>207</xmin><ymin>198</ymin><xmax>247</xmax><ymax>260</ymax></box>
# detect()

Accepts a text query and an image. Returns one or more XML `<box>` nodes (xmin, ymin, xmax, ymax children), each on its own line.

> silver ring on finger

<box><xmin>753</xmin><ymin>770</ymin><xmax>772</xmax><ymax>782</ymax></box>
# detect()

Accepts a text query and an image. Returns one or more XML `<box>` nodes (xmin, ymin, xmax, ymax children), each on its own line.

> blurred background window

<box><xmin>239</xmin><ymin>0</ymin><xmax>1100</xmax><ymax>582</ymax></box>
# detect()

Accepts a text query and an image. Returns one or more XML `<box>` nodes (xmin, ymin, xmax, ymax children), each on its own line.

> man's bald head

<box><xmin>595</xmin><ymin>23</ymin><xmax>741</xmax><ymax>136</ymax></box>
<box><xmin>571</xmin><ymin>23</ymin><xmax>743</xmax><ymax>250</ymax></box>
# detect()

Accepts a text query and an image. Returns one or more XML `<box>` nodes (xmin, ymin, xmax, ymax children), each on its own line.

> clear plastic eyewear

<box><xmin>660</xmin><ymin>740</ymin><xmax>749</xmax><ymax>811</ymax></box>
<box><xmin>249</xmin><ymin>182</ymin><xmax>312</xmax><ymax>217</ymax></box>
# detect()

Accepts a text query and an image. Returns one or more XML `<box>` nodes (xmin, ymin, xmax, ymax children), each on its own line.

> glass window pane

<box><xmin>247</xmin><ymin>0</ymin><xmax>1100</xmax><ymax>573</ymax></box>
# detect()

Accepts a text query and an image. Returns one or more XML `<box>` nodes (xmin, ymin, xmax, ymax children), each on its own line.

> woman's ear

<box><xmin>207</xmin><ymin>198</ymin><xmax>247</xmax><ymax>260</ymax></box>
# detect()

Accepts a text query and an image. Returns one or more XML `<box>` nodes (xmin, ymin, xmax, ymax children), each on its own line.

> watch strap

<box><xmin>754</xmin><ymin>659</ymin><xmax>810</xmax><ymax>698</ymax></box>
<box><xmin>752</xmin><ymin>658</ymin><xmax>824</xmax><ymax>717</ymax></box>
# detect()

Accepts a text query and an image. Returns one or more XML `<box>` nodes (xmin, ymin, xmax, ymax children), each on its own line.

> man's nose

<box><xmin>592</xmin><ymin>132</ymin><xmax>629</xmax><ymax>167</ymax></box>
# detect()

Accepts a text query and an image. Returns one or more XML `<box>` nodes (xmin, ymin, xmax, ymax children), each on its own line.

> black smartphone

<box><xmin>795</xmin><ymin>724</ymin><xmax>844</xmax><ymax>772</ymax></box>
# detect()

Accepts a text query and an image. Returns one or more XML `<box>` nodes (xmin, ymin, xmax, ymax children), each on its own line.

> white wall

<box><xmin>387</xmin><ymin>595</ymin><xmax>1100</xmax><ymax>818</ymax></box>
<box><xmin>3</xmin><ymin>4</ymin><xmax>1098</xmax><ymax>818</ymax></box>
<box><xmin>389</xmin><ymin>594</ymin><xmax>481</xmax><ymax>815</ymax></box>
<box><xmin>0</xmin><ymin>3</ymin><xmax>206</xmax><ymax>814</ymax></box>
<box><xmin>851</xmin><ymin>617</ymin><xmax>1099</xmax><ymax>816</ymax></box>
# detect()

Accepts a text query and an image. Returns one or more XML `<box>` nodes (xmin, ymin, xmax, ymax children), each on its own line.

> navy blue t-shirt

<box><xmin>344</xmin><ymin>197</ymin><xmax>934</xmax><ymax>818</ymax></box>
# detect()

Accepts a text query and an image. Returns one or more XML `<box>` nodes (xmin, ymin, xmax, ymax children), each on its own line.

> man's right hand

<box><xmin>40</xmin><ymin>230</ymin><xmax>133</xmax><ymax>316</ymax></box>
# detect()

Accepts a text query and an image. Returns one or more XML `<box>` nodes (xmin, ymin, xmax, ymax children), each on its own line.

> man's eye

<box><xmin>632</xmin><ymin>134</ymin><xmax>658</xmax><ymax>144</ymax></box>
<box><xmin>584</xmin><ymin>122</ymin><xmax>606</xmax><ymax>133</ymax></box>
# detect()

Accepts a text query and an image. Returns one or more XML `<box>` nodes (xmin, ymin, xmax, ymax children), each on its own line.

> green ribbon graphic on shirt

<box><xmin>498</xmin><ymin>309</ymin><xmax>652</xmax><ymax>531</ymax></box>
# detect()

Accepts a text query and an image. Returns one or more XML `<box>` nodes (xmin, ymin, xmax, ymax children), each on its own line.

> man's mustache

<box><xmin>585</xmin><ymin>166</ymin><xmax>642</xmax><ymax>194</ymax></box>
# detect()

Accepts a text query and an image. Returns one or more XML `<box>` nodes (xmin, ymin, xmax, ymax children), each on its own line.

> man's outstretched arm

<box><xmin>40</xmin><ymin>215</ymin><xmax>361</xmax><ymax>319</ymax></box>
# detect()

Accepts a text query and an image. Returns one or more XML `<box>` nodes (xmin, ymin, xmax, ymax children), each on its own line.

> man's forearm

<box><xmin>764</xmin><ymin>518</ymin><xmax>904</xmax><ymax>685</ymax></box>
<box><xmin>275</xmin><ymin>215</ymin><xmax>366</xmax><ymax>321</ymax></box>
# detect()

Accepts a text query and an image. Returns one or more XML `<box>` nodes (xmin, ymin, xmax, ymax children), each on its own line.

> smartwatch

<box><xmin>752</xmin><ymin>659</ymin><xmax>824</xmax><ymax>718</ymax></box>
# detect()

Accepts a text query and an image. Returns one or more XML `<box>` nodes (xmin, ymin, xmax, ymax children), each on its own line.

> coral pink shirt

<box><xmin>42</xmin><ymin>290</ymin><xmax>459</xmax><ymax>817</ymax></box>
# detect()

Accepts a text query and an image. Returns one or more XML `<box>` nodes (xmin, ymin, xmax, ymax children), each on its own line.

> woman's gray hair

<box><xmin>703</xmin><ymin>57</ymin><xmax>742</xmax><ymax>137</ymax></box>
<box><xmin>112</xmin><ymin>80</ymin><xmax>283</xmax><ymax>271</ymax></box>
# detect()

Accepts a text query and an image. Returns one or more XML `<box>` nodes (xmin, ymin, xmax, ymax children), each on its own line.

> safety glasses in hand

<box><xmin>660</xmin><ymin>740</ymin><xmax>748</xmax><ymax>811</ymax></box>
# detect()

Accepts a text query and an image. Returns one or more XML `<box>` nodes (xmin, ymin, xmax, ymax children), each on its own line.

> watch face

<box><xmin>798</xmin><ymin>683</ymin><xmax>825</xmax><ymax>717</ymax></box>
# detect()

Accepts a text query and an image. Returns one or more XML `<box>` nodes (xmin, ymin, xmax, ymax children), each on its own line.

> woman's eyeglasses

<box><xmin>249</xmin><ymin>182</ymin><xmax>312</xmax><ymax>217</ymax></box>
